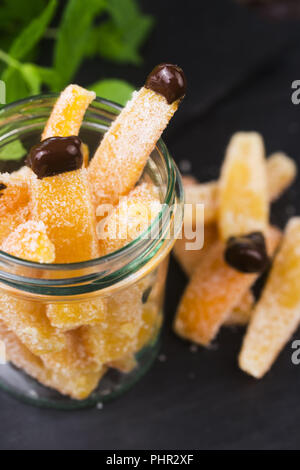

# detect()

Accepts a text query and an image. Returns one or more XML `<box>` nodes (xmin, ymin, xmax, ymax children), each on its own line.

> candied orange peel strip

<box><xmin>0</xmin><ymin>220</ymin><xmax>65</xmax><ymax>354</ymax></box>
<box><xmin>30</xmin><ymin>167</ymin><xmax>99</xmax><ymax>263</ymax></box>
<box><xmin>80</xmin><ymin>284</ymin><xmax>144</xmax><ymax>367</ymax></box>
<box><xmin>266</xmin><ymin>152</ymin><xmax>297</xmax><ymax>201</ymax></box>
<box><xmin>239</xmin><ymin>218</ymin><xmax>300</xmax><ymax>378</ymax></box>
<box><xmin>30</xmin><ymin>85</ymin><xmax>99</xmax><ymax>263</ymax></box>
<box><xmin>41</xmin><ymin>328</ymin><xmax>103</xmax><ymax>376</ymax></box>
<box><xmin>0</xmin><ymin>173</ymin><xmax>30</xmax><ymax>244</ymax></box>
<box><xmin>30</xmin><ymin>85</ymin><xmax>105</xmax><ymax>331</ymax></box>
<box><xmin>0</xmin><ymin>321</ymin><xmax>104</xmax><ymax>400</ymax></box>
<box><xmin>88</xmin><ymin>85</ymin><xmax>181</xmax><ymax>207</ymax></box>
<box><xmin>173</xmin><ymin>224</ymin><xmax>254</xmax><ymax>326</ymax></box>
<box><xmin>174</xmin><ymin>226</ymin><xmax>281</xmax><ymax>346</ymax></box>
<box><xmin>0</xmin><ymin>293</ymin><xmax>66</xmax><ymax>355</ymax></box>
<box><xmin>218</xmin><ymin>132</ymin><xmax>269</xmax><ymax>240</ymax></box>
<box><xmin>223</xmin><ymin>290</ymin><xmax>254</xmax><ymax>327</ymax></box>
<box><xmin>35</xmin><ymin>87</ymin><xmax>105</xmax><ymax>337</ymax></box>
<box><xmin>42</xmin><ymin>84</ymin><xmax>95</xmax><ymax>140</ymax></box>
<box><xmin>47</xmin><ymin>298</ymin><xmax>106</xmax><ymax>330</ymax></box>
<box><xmin>2</xmin><ymin>220</ymin><xmax>55</xmax><ymax>263</ymax></box>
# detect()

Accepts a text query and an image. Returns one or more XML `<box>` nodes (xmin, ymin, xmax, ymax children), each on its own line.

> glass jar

<box><xmin>0</xmin><ymin>95</ymin><xmax>184</xmax><ymax>409</ymax></box>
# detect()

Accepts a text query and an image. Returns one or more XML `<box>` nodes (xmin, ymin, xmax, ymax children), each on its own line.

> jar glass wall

<box><xmin>0</xmin><ymin>95</ymin><xmax>184</xmax><ymax>409</ymax></box>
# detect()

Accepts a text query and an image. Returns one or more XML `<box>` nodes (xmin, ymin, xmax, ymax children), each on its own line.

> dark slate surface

<box><xmin>1</xmin><ymin>0</ymin><xmax>300</xmax><ymax>450</ymax></box>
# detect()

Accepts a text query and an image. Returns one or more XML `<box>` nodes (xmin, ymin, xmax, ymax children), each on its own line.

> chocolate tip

<box><xmin>27</xmin><ymin>136</ymin><xmax>83</xmax><ymax>179</ymax></box>
<box><xmin>224</xmin><ymin>232</ymin><xmax>269</xmax><ymax>274</ymax></box>
<box><xmin>145</xmin><ymin>63</ymin><xmax>186</xmax><ymax>104</ymax></box>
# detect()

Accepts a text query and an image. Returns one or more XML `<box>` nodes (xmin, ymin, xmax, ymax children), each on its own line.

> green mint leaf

<box><xmin>0</xmin><ymin>1</ymin><xmax>48</xmax><ymax>50</ymax></box>
<box><xmin>8</xmin><ymin>0</ymin><xmax>57</xmax><ymax>61</ymax></box>
<box><xmin>90</xmin><ymin>79</ymin><xmax>134</xmax><ymax>105</ymax></box>
<box><xmin>20</xmin><ymin>64</ymin><xmax>59</xmax><ymax>94</ymax></box>
<box><xmin>19</xmin><ymin>63</ymin><xmax>42</xmax><ymax>95</ymax></box>
<box><xmin>0</xmin><ymin>139</ymin><xmax>26</xmax><ymax>161</ymax></box>
<box><xmin>54</xmin><ymin>0</ymin><xmax>106</xmax><ymax>89</ymax></box>
<box><xmin>0</xmin><ymin>1</ymin><xmax>48</xmax><ymax>30</ymax></box>
<box><xmin>97</xmin><ymin>0</ymin><xmax>154</xmax><ymax>65</ymax></box>
<box><xmin>33</xmin><ymin>66</ymin><xmax>60</xmax><ymax>90</ymax></box>
<box><xmin>0</xmin><ymin>0</ymin><xmax>57</xmax><ymax>102</ymax></box>
<box><xmin>97</xmin><ymin>21</ymin><xmax>141</xmax><ymax>65</ymax></box>
<box><xmin>106</xmin><ymin>0</ymin><xmax>143</xmax><ymax>32</ymax></box>
<box><xmin>1</xmin><ymin>67</ymin><xmax>29</xmax><ymax>103</ymax></box>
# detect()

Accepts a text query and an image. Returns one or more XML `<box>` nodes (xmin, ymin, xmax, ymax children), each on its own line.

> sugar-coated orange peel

<box><xmin>88</xmin><ymin>87</ymin><xmax>180</xmax><ymax>207</ymax></box>
<box><xmin>0</xmin><ymin>221</ymin><xmax>65</xmax><ymax>355</ymax></box>
<box><xmin>173</xmin><ymin>224</ymin><xmax>255</xmax><ymax>326</ymax></box>
<box><xmin>2</xmin><ymin>220</ymin><xmax>55</xmax><ymax>264</ymax></box>
<box><xmin>174</xmin><ymin>227</ymin><xmax>281</xmax><ymax>346</ymax></box>
<box><xmin>42</xmin><ymin>84</ymin><xmax>95</xmax><ymax>140</ymax></box>
<box><xmin>0</xmin><ymin>321</ymin><xmax>105</xmax><ymax>400</ymax></box>
<box><xmin>239</xmin><ymin>218</ymin><xmax>300</xmax><ymax>378</ymax></box>
<box><xmin>218</xmin><ymin>132</ymin><xmax>269</xmax><ymax>240</ymax></box>
<box><xmin>183</xmin><ymin>151</ymin><xmax>296</xmax><ymax>227</ymax></box>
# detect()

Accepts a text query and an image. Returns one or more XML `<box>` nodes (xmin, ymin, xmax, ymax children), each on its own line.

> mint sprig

<box><xmin>0</xmin><ymin>0</ymin><xmax>153</xmax><ymax>109</ymax></box>
<box><xmin>97</xmin><ymin>0</ymin><xmax>154</xmax><ymax>65</ymax></box>
<box><xmin>8</xmin><ymin>0</ymin><xmax>57</xmax><ymax>61</ymax></box>
<box><xmin>54</xmin><ymin>0</ymin><xmax>107</xmax><ymax>89</ymax></box>
<box><xmin>0</xmin><ymin>0</ymin><xmax>58</xmax><ymax>102</ymax></box>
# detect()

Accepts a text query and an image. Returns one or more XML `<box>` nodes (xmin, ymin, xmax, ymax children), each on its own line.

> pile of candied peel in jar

<box><xmin>0</xmin><ymin>64</ymin><xmax>186</xmax><ymax>399</ymax></box>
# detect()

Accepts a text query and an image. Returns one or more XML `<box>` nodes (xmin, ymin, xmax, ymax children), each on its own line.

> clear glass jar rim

<box><xmin>0</xmin><ymin>94</ymin><xmax>184</xmax><ymax>295</ymax></box>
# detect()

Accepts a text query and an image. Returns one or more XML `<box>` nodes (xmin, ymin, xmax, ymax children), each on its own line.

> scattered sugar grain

<box><xmin>179</xmin><ymin>159</ymin><xmax>192</xmax><ymax>173</ymax></box>
<box><xmin>189</xmin><ymin>344</ymin><xmax>198</xmax><ymax>353</ymax></box>
<box><xmin>158</xmin><ymin>353</ymin><xmax>167</xmax><ymax>362</ymax></box>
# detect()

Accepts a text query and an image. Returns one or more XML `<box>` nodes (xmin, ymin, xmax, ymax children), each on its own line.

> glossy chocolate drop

<box><xmin>26</xmin><ymin>136</ymin><xmax>83</xmax><ymax>179</ymax></box>
<box><xmin>224</xmin><ymin>231</ymin><xmax>269</xmax><ymax>273</ymax></box>
<box><xmin>145</xmin><ymin>63</ymin><xmax>186</xmax><ymax>104</ymax></box>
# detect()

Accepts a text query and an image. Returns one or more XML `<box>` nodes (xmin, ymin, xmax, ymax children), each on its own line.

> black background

<box><xmin>1</xmin><ymin>0</ymin><xmax>300</xmax><ymax>450</ymax></box>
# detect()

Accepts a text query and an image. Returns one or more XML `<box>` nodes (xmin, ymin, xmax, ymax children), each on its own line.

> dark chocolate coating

<box><xmin>224</xmin><ymin>231</ymin><xmax>269</xmax><ymax>273</ymax></box>
<box><xmin>26</xmin><ymin>136</ymin><xmax>83</xmax><ymax>179</ymax></box>
<box><xmin>145</xmin><ymin>63</ymin><xmax>186</xmax><ymax>104</ymax></box>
